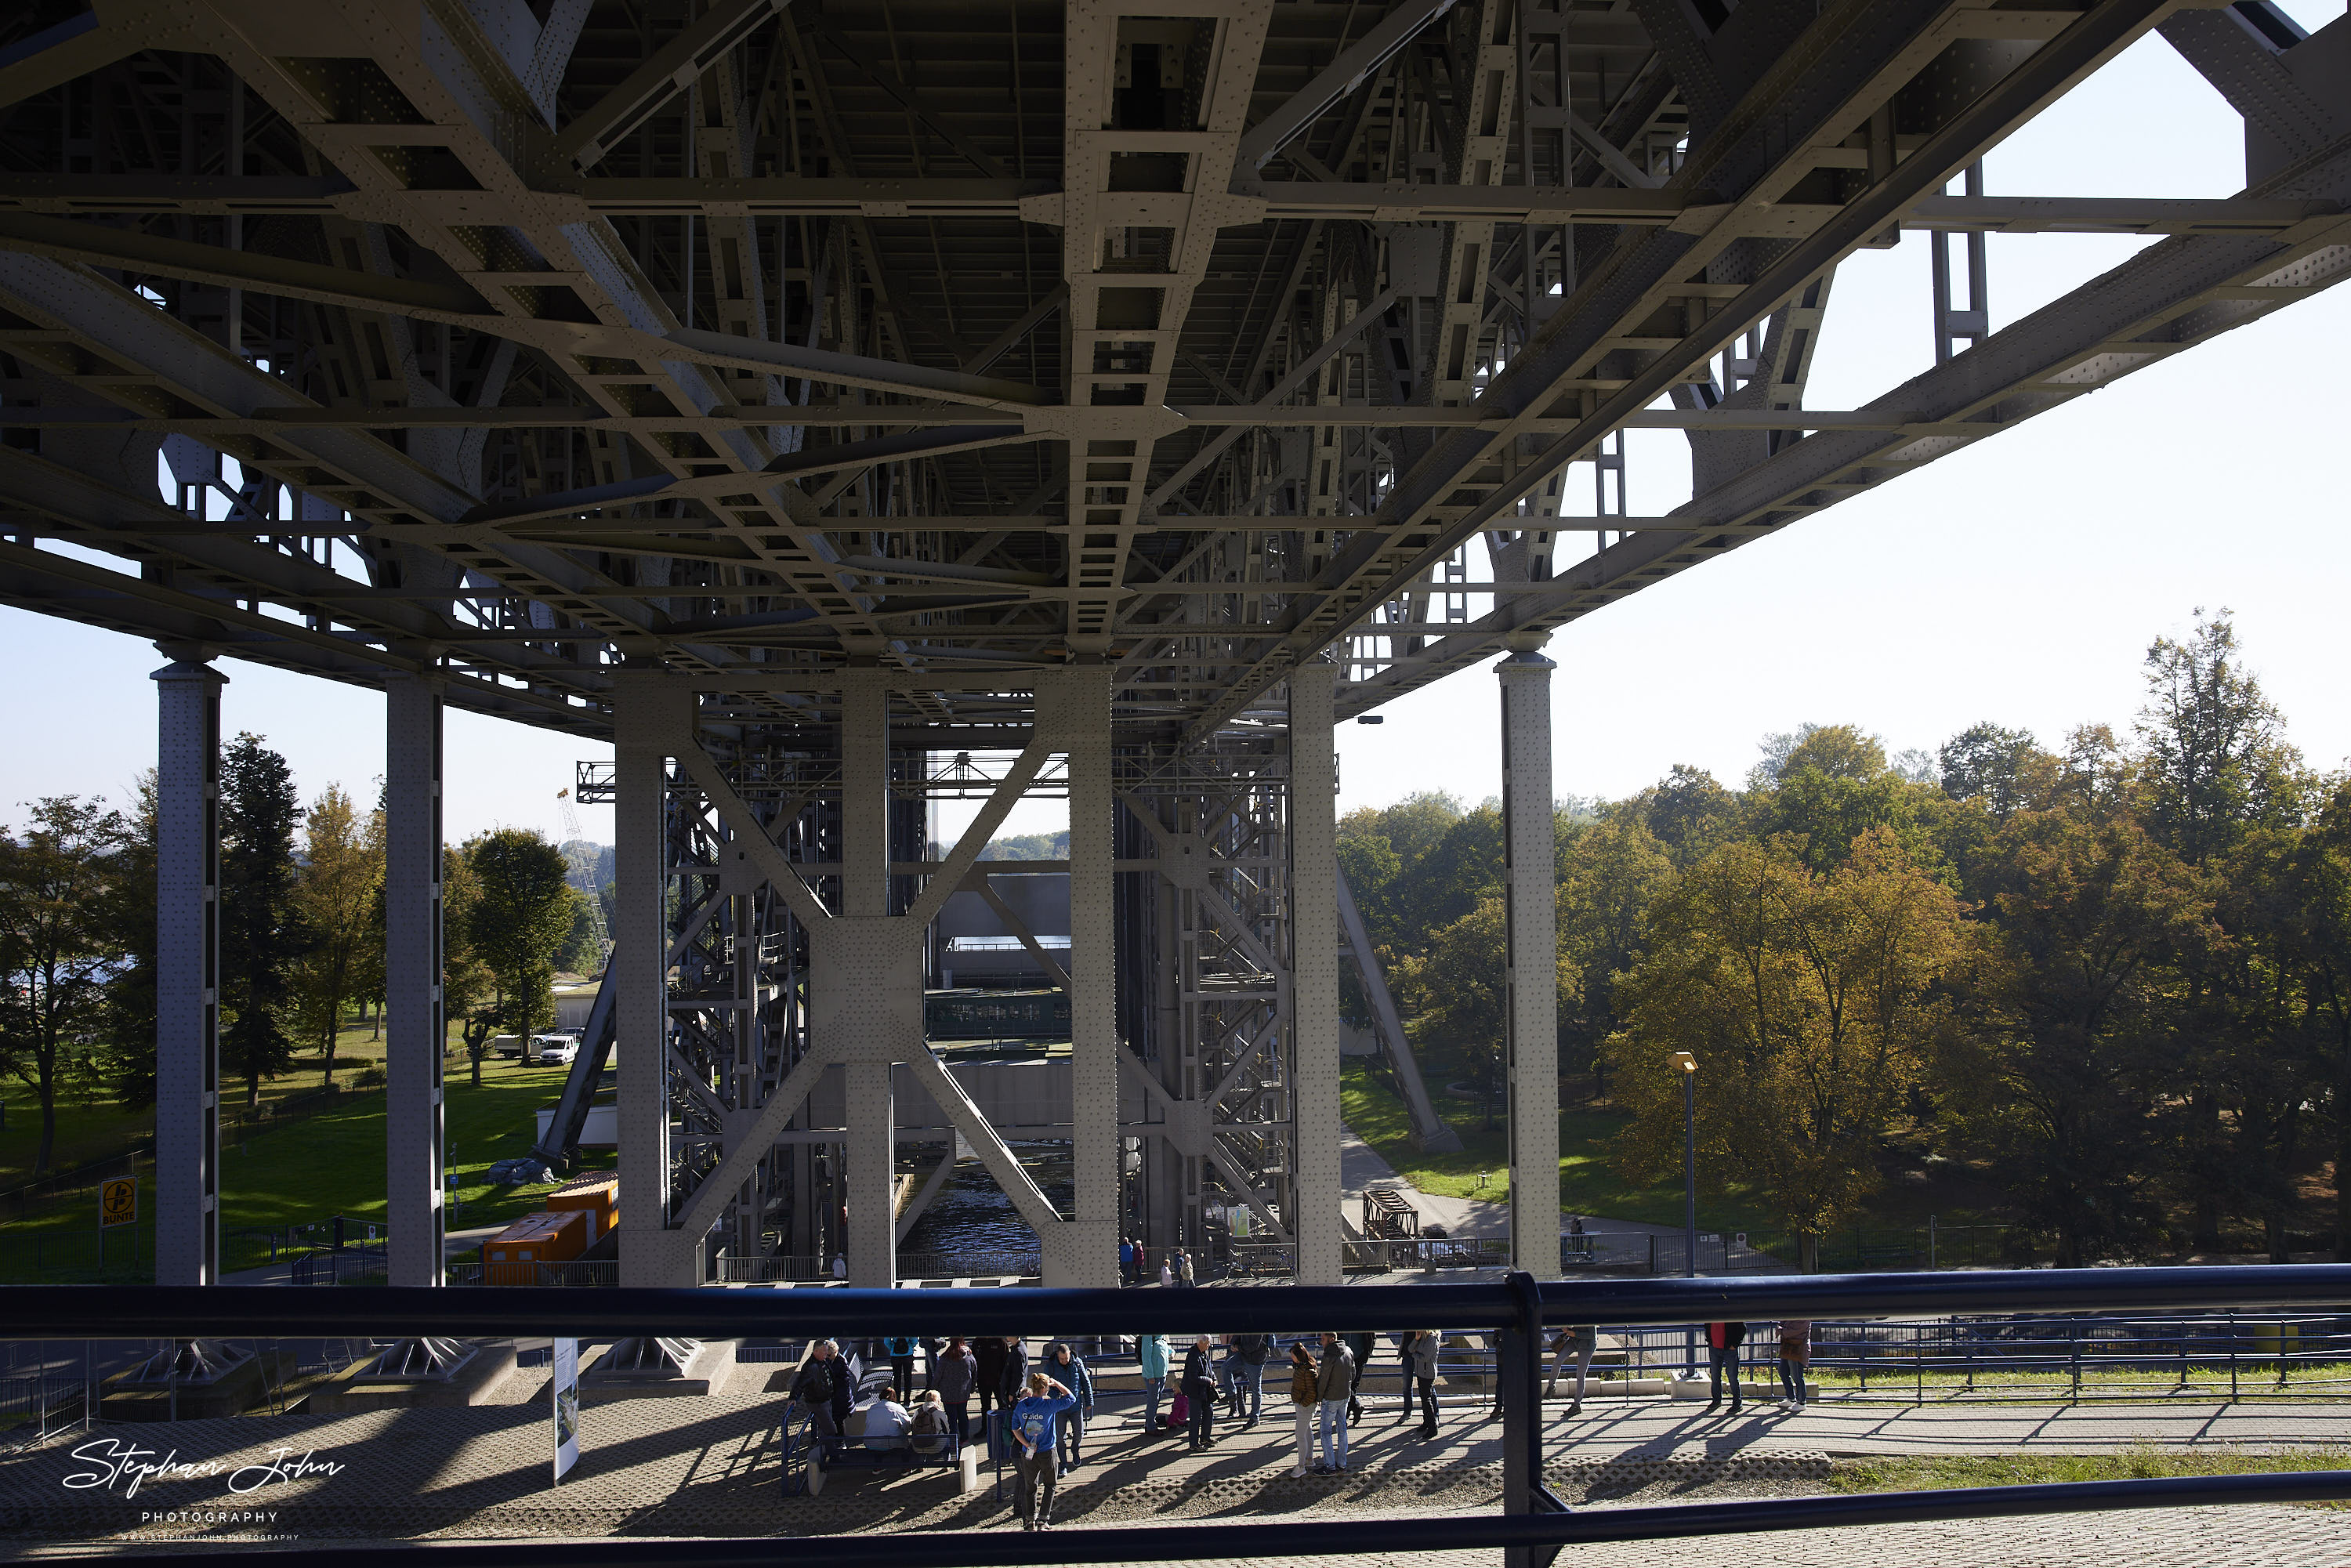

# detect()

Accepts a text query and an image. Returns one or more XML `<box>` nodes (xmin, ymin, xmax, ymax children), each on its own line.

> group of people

<box><xmin>1117</xmin><ymin>1237</ymin><xmax>1197</xmax><ymax>1287</ymax></box>
<box><xmin>788</xmin><ymin>1319</ymin><xmax>1818</xmax><ymax>1529</ymax></box>
<box><xmin>1697</xmin><ymin>1319</ymin><xmax>1813</xmax><ymax>1414</ymax></box>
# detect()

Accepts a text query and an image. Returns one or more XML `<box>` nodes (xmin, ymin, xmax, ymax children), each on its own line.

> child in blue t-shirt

<box><xmin>1008</xmin><ymin>1372</ymin><xmax>1077</xmax><ymax>1530</ymax></box>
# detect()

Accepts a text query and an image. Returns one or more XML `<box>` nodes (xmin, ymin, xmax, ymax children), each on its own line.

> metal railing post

<box><xmin>1502</xmin><ymin>1271</ymin><xmax>1568</xmax><ymax>1568</ymax></box>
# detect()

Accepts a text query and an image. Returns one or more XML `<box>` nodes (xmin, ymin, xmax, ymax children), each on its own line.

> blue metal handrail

<box><xmin>66</xmin><ymin>1469</ymin><xmax>2351</xmax><ymax>1568</ymax></box>
<box><xmin>10</xmin><ymin>1265</ymin><xmax>2348</xmax><ymax>1338</ymax></box>
<box><xmin>13</xmin><ymin>1266</ymin><xmax>2351</xmax><ymax>1568</ymax></box>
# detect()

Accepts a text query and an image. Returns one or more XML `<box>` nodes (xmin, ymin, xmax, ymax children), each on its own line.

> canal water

<box><xmin>897</xmin><ymin>1147</ymin><xmax>1072</xmax><ymax>1273</ymax></box>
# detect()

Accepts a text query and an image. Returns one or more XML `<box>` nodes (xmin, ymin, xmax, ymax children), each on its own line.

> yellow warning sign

<box><xmin>100</xmin><ymin>1178</ymin><xmax>137</xmax><ymax>1229</ymax></box>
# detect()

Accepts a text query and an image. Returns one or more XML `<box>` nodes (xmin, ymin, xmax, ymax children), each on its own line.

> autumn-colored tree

<box><xmin>288</xmin><ymin>784</ymin><xmax>382</xmax><ymax>1086</ymax></box>
<box><xmin>1606</xmin><ymin>829</ymin><xmax>1971</xmax><ymax>1269</ymax></box>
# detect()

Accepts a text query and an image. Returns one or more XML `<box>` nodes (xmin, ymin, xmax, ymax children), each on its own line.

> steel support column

<box><xmin>839</xmin><ymin>670</ymin><xmax>897</xmax><ymax>1288</ymax></box>
<box><xmin>614</xmin><ymin>674</ymin><xmax>682</xmax><ymax>1287</ymax></box>
<box><xmin>1052</xmin><ymin>666</ymin><xmax>1119</xmax><ymax>1287</ymax></box>
<box><xmin>1499</xmin><ymin>645</ymin><xmax>1560</xmax><ymax>1279</ymax></box>
<box><xmin>384</xmin><ymin>675</ymin><xmax>446</xmax><ymax>1288</ymax></box>
<box><xmin>151</xmin><ymin>647</ymin><xmax>223</xmax><ymax>1288</ymax></box>
<box><xmin>1289</xmin><ymin>662</ymin><xmax>1342</xmax><ymax>1285</ymax></box>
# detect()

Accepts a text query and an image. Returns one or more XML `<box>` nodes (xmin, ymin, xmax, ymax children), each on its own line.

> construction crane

<box><xmin>554</xmin><ymin>787</ymin><xmax>611</xmax><ymax>972</ymax></box>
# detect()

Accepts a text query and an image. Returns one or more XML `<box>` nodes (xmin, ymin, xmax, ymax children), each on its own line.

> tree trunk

<box><xmin>470</xmin><ymin>1044</ymin><xmax>483</xmax><ymax>1090</ymax></box>
<box><xmin>2191</xmin><ymin>1088</ymin><xmax>2222</xmax><ymax>1250</ymax></box>
<box><xmin>371</xmin><ymin>1000</ymin><xmax>382</xmax><ymax>1041</ymax></box>
<box><xmin>34</xmin><ymin>1077</ymin><xmax>56</xmax><ymax>1179</ymax></box>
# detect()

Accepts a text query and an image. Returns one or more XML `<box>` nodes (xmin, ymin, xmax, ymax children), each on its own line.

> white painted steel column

<box><xmin>1289</xmin><ymin>662</ymin><xmax>1342</xmax><ymax>1285</ymax></box>
<box><xmin>1048</xmin><ymin>667</ymin><xmax>1118</xmax><ymax>1286</ymax></box>
<box><xmin>614</xmin><ymin>674</ymin><xmax>683</xmax><ymax>1286</ymax></box>
<box><xmin>384</xmin><ymin>675</ymin><xmax>445</xmax><ymax>1287</ymax></box>
<box><xmin>152</xmin><ymin>648</ymin><xmax>223</xmax><ymax>1287</ymax></box>
<box><xmin>838</xmin><ymin>670</ymin><xmax>896</xmax><ymax>1287</ymax></box>
<box><xmin>1498</xmin><ymin>644</ymin><xmax>1562</xmax><ymax>1279</ymax></box>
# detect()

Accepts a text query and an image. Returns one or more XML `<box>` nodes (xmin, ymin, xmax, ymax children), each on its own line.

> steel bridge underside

<box><xmin>1</xmin><ymin>0</ymin><xmax>2346</xmax><ymax>1287</ymax></box>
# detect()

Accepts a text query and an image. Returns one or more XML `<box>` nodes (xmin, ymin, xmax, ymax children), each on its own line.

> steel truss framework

<box><xmin>3</xmin><ymin>0</ymin><xmax>2347</xmax><ymax>1283</ymax></box>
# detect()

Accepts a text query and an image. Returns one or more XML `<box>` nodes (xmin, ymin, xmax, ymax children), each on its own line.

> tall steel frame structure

<box><xmin>1</xmin><ymin>0</ymin><xmax>2346</xmax><ymax>1287</ymax></box>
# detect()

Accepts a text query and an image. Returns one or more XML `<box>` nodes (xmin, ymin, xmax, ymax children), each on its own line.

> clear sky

<box><xmin>2</xmin><ymin>13</ymin><xmax>2343</xmax><ymax>848</ymax></box>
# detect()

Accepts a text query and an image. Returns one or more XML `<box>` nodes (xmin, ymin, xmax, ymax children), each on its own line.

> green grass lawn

<box><xmin>0</xmin><ymin>1015</ymin><xmax>397</xmax><ymax>1188</ymax></box>
<box><xmin>1346</xmin><ymin>1059</ymin><xmax>1824</xmax><ymax>1244</ymax></box>
<box><xmin>1828</xmin><ymin>1445</ymin><xmax>2351</xmax><ymax>1495</ymax></box>
<box><xmin>0</xmin><ymin>1022</ymin><xmax>609</xmax><ymax>1279</ymax></box>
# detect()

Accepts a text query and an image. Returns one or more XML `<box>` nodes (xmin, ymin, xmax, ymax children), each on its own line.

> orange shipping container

<box><xmin>485</xmin><ymin>1208</ymin><xmax>588</xmax><ymax>1285</ymax></box>
<box><xmin>545</xmin><ymin>1172</ymin><xmax>618</xmax><ymax>1241</ymax></box>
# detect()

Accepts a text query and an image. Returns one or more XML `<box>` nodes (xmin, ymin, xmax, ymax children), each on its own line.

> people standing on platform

<box><xmin>1775</xmin><ymin>1320</ymin><xmax>1812</xmax><ymax>1411</ymax></box>
<box><xmin>973</xmin><ymin>1333</ymin><xmax>1008</xmax><ymax>1438</ymax></box>
<box><xmin>790</xmin><ymin>1338</ymin><xmax>842</xmax><ymax>1437</ymax></box>
<box><xmin>884</xmin><ymin>1334</ymin><xmax>918</xmax><ymax>1400</ymax></box>
<box><xmin>1119</xmin><ymin>1236</ymin><xmax>1137</xmax><ymax>1287</ymax></box>
<box><xmin>1287</xmin><ymin>1341</ymin><xmax>1321</xmax><ymax>1477</ymax></box>
<box><xmin>828</xmin><ymin>1339</ymin><xmax>856</xmax><ymax>1436</ymax></box>
<box><xmin>1181</xmin><ymin>1335</ymin><xmax>1219</xmax><ymax>1450</ymax></box>
<box><xmin>1158</xmin><ymin>1254</ymin><xmax>1174</xmax><ymax>1289</ymax></box>
<box><xmin>1705</xmin><ymin>1320</ymin><xmax>1748</xmax><ymax>1414</ymax></box>
<box><xmin>1138</xmin><ymin>1331</ymin><xmax>1170</xmax><ymax>1432</ymax></box>
<box><xmin>1342</xmin><ymin>1330</ymin><xmax>1375</xmax><ymax>1422</ymax></box>
<box><xmin>1405</xmin><ymin>1328</ymin><xmax>1441</xmax><ymax>1439</ymax></box>
<box><xmin>998</xmin><ymin>1335</ymin><xmax>1031</xmax><ymax>1434</ymax></box>
<box><xmin>1547</xmin><ymin>1323</ymin><xmax>1598</xmax><ymax>1415</ymax></box>
<box><xmin>933</xmin><ymin>1335</ymin><xmax>977</xmax><ymax>1441</ymax></box>
<box><xmin>1045</xmin><ymin>1341</ymin><xmax>1095</xmax><ymax>1473</ymax></box>
<box><xmin>1176</xmin><ymin>1248</ymin><xmax>1196</xmax><ymax>1287</ymax></box>
<box><xmin>1008</xmin><ymin>1371</ymin><xmax>1078</xmax><ymax>1531</ymax></box>
<box><xmin>1230</xmin><ymin>1331</ymin><xmax>1270</xmax><ymax>1427</ymax></box>
<box><xmin>1315</xmin><ymin>1331</ymin><xmax>1355</xmax><ymax>1473</ymax></box>
<box><xmin>830</xmin><ymin>1252</ymin><xmax>846</xmax><ymax>1280</ymax></box>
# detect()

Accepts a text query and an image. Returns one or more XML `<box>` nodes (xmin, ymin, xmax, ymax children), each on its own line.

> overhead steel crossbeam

<box><xmin>0</xmin><ymin>0</ymin><xmax>2342</xmax><ymax>741</ymax></box>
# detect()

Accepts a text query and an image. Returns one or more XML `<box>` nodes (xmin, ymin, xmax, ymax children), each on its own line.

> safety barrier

<box><xmin>8</xmin><ymin>1266</ymin><xmax>2351</xmax><ymax>1568</ymax></box>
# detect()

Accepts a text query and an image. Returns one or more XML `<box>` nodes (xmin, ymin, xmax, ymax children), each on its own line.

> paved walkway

<box><xmin>5</xmin><ymin>1351</ymin><xmax>2348</xmax><ymax>1555</ymax></box>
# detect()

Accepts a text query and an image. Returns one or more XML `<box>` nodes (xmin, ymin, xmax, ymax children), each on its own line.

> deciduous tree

<box><xmin>1606</xmin><ymin>830</ymin><xmax>1970</xmax><ymax>1268</ymax></box>
<box><xmin>458</xmin><ymin>828</ymin><xmax>572</xmax><ymax>1088</ymax></box>
<box><xmin>0</xmin><ymin>798</ymin><xmax>127</xmax><ymax>1176</ymax></box>
<box><xmin>219</xmin><ymin>734</ymin><xmax>304</xmax><ymax>1106</ymax></box>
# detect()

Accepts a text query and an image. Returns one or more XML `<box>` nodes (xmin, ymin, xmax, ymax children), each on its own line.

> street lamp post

<box><xmin>1671</xmin><ymin>1052</ymin><xmax>1698</xmax><ymax>1376</ymax></box>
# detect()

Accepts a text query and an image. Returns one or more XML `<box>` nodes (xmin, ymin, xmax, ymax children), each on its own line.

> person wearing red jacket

<box><xmin>1705</xmin><ymin>1320</ymin><xmax>1748</xmax><ymax>1413</ymax></box>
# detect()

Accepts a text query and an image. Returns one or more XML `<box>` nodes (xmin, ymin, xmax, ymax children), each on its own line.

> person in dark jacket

<box><xmin>1180</xmin><ymin>1335</ymin><xmax>1219</xmax><ymax>1450</ymax></box>
<box><xmin>1314</xmin><ymin>1332</ymin><xmax>1356</xmax><ymax>1472</ymax></box>
<box><xmin>933</xmin><ymin>1334</ymin><xmax>979</xmax><ymax>1440</ymax></box>
<box><xmin>1405</xmin><ymin>1329</ymin><xmax>1441</xmax><ymax>1439</ymax></box>
<box><xmin>998</xmin><ymin>1336</ymin><xmax>1031</xmax><ymax>1414</ymax></box>
<box><xmin>1045</xmin><ymin>1340</ymin><xmax>1095</xmax><ymax>1473</ymax></box>
<box><xmin>973</xmin><ymin>1334</ymin><xmax>1009</xmax><ymax>1434</ymax></box>
<box><xmin>1705</xmin><ymin>1320</ymin><xmax>1748</xmax><ymax>1413</ymax></box>
<box><xmin>790</xmin><ymin>1339</ymin><xmax>842</xmax><ymax>1436</ymax></box>
<box><xmin>1342</xmin><ymin>1331</ymin><xmax>1375</xmax><ymax>1422</ymax></box>
<box><xmin>828</xmin><ymin>1340</ymin><xmax>856</xmax><ymax>1435</ymax></box>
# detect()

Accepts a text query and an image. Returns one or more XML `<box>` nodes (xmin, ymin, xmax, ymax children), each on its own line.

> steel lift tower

<box><xmin>0</xmin><ymin>0</ymin><xmax>2345</xmax><ymax>1287</ymax></box>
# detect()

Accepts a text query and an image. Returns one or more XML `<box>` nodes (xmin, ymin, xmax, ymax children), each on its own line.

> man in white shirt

<box><xmin>862</xmin><ymin>1385</ymin><xmax>914</xmax><ymax>1460</ymax></box>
